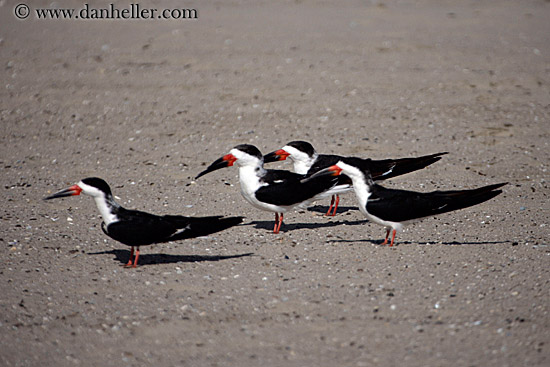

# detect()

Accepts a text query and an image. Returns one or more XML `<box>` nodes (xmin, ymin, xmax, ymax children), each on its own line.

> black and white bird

<box><xmin>44</xmin><ymin>177</ymin><xmax>243</xmax><ymax>267</ymax></box>
<box><xmin>196</xmin><ymin>144</ymin><xmax>337</xmax><ymax>233</ymax></box>
<box><xmin>264</xmin><ymin>141</ymin><xmax>448</xmax><ymax>216</ymax></box>
<box><xmin>311</xmin><ymin>159</ymin><xmax>506</xmax><ymax>246</ymax></box>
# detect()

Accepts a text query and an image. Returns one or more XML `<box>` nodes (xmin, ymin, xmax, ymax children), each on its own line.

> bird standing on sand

<box><xmin>196</xmin><ymin>144</ymin><xmax>338</xmax><ymax>233</ymax></box>
<box><xmin>311</xmin><ymin>159</ymin><xmax>506</xmax><ymax>246</ymax></box>
<box><xmin>44</xmin><ymin>177</ymin><xmax>243</xmax><ymax>267</ymax></box>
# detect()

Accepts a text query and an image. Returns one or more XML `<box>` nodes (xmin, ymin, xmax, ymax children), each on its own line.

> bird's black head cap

<box><xmin>234</xmin><ymin>144</ymin><xmax>263</xmax><ymax>159</ymax></box>
<box><xmin>81</xmin><ymin>177</ymin><xmax>113</xmax><ymax>196</ymax></box>
<box><xmin>287</xmin><ymin>141</ymin><xmax>316</xmax><ymax>157</ymax></box>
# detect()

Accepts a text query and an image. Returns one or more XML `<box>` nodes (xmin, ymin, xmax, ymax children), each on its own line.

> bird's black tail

<box><xmin>430</xmin><ymin>182</ymin><xmax>507</xmax><ymax>216</ymax></box>
<box><xmin>368</xmin><ymin>152</ymin><xmax>448</xmax><ymax>180</ymax></box>
<box><xmin>166</xmin><ymin>216</ymin><xmax>244</xmax><ymax>240</ymax></box>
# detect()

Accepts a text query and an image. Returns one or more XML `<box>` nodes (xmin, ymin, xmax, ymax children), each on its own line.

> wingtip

<box><xmin>428</xmin><ymin>151</ymin><xmax>449</xmax><ymax>160</ymax></box>
<box><xmin>492</xmin><ymin>182</ymin><xmax>508</xmax><ymax>190</ymax></box>
<box><xmin>429</xmin><ymin>151</ymin><xmax>449</xmax><ymax>160</ymax></box>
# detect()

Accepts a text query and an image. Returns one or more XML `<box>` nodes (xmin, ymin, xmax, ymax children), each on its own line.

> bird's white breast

<box><xmin>93</xmin><ymin>196</ymin><xmax>118</xmax><ymax>226</ymax></box>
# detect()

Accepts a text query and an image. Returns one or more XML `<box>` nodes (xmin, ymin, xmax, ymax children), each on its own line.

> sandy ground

<box><xmin>1</xmin><ymin>0</ymin><xmax>549</xmax><ymax>366</ymax></box>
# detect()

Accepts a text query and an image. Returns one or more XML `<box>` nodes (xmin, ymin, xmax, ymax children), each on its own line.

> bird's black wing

<box><xmin>367</xmin><ymin>183</ymin><xmax>506</xmax><ymax>222</ymax></box>
<box><xmin>162</xmin><ymin>215</ymin><xmax>243</xmax><ymax>240</ymax></box>
<box><xmin>255</xmin><ymin>169</ymin><xmax>337</xmax><ymax>206</ymax></box>
<box><xmin>105</xmin><ymin>209</ymin><xmax>243</xmax><ymax>246</ymax></box>
<box><xmin>310</xmin><ymin>152</ymin><xmax>446</xmax><ymax>185</ymax></box>
<box><xmin>262</xmin><ymin>169</ymin><xmax>305</xmax><ymax>182</ymax></box>
<box><xmin>104</xmin><ymin>209</ymin><xmax>179</xmax><ymax>247</ymax></box>
<box><xmin>364</xmin><ymin>152</ymin><xmax>448</xmax><ymax>181</ymax></box>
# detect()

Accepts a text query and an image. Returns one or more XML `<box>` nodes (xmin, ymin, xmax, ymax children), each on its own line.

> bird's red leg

<box><xmin>325</xmin><ymin>196</ymin><xmax>335</xmax><ymax>216</ymax></box>
<box><xmin>274</xmin><ymin>213</ymin><xmax>279</xmax><ymax>233</ymax></box>
<box><xmin>274</xmin><ymin>213</ymin><xmax>283</xmax><ymax>233</ymax></box>
<box><xmin>381</xmin><ymin>229</ymin><xmax>391</xmax><ymax>246</ymax></box>
<box><xmin>132</xmin><ymin>247</ymin><xmax>140</xmax><ymax>268</ymax></box>
<box><xmin>330</xmin><ymin>195</ymin><xmax>340</xmax><ymax>216</ymax></box>
<box><xmin>389</xmin><ymin>230</ymin><xmax>397</xmax><ymax>247</ymax></box>
<box><xmin>125</xmin><ymin>246</ymin><xmax>135</xmax><ymax>267</ymax></box>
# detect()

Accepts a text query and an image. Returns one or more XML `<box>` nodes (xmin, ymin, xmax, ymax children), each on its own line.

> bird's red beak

<box><xmin>223</xmin><ymin>153</ymin><xmax>237</xmax><ymax>166</ymax></box>
<box><xmin>304</xmin><ymin>164</ymin><xmax>343</xmax><ymax>181</ymax></box>
<box><xmin>263</xmin><ymin>149</ymin><xmax>290</xmax><ymax>163</ymax></box>
<box><xmin>44</xmin><ymin>184</ymin><xmax>82</xmax><ymax>200</ymax></box>
<box><xmin>196</xmin><ymin>153</ymin><xmax>238</xmax><ymax>179</ymax></box>
<box><xmin>328</xmin><ymin>165</ymin><xmax>343</xmax><ymax>176</ymax></box>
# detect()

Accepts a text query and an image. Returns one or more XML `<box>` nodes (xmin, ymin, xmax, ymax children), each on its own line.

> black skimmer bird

<box><xmin>44</xmin><ymin>177</ymin><xmax>243</xmax><ymax>267</ymax></box>
<box><xmin>311</xmin><ymin>159</ymin><xmax>506</xmax><ymax>246</ymax></box>
<box><xmin>196</xmin><ymin>144</ymin><xmax>337</xmax><ymax>234</ymax></box>
<box><xmin>264</xmin><ymin>141</ymin><xmax>448</xmax><ymax>216</ymax></box>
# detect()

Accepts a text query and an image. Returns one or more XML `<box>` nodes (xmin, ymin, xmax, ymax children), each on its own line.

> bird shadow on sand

<box><xmin>306</xmin><ymin>205</ymin><xmax>357</xmax><ymax>215</ymax></box>
<box><xmin>327</xmin><ymin>238</ymin><xmax>515</xmax><ymax>246</ymax></box>
<box><xmin>88</xmin><ymin>250</ymin><xmax>254</xmax><ymax>266</ymax></box>
<box><xmin>247</xmin><ymin>219</ymin><xmax>366</xmax><ymax>232</ymax></box>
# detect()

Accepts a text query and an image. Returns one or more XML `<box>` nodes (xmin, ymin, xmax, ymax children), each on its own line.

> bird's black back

<box><xmin>338</xmin><ymin>153</ymin><xmax>447</xmax><ymax>181</ymax></box>
<box><xmin>307</xmin><ymin>152</ymin><xmax>446</xmax><ymax>187</ymax></box>
<box><xmin>366</xmin><ymin>183</ymin><xmax>506</xmax><ymax>222</ymax></box>
<box><xmin>103</xmin><ymin>207</ymin><xmax>242</xmax><ymax>247</ymax></box>
<box><xmin>255</xmin><ymin>169</ymin><xmax>337</xmax><ymax>206</ymax></box>
<box><xmin>361</xmin><ymin>152</ymin><xmax>448</xmax><ymax>180</ymax></box>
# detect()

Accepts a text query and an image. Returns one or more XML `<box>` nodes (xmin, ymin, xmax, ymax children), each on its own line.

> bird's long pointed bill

<box><xmin>263</xmin><ymin>149</ymin><xmax>289</xmax><ymax>163</ymax></box>
<box><xmin>43</xmin><ymin>184</ymin><xmax>82</xmax><ymax>200</ymax></box>
<box><xmin>306</xmin><ymin>165</ymin><xmax>343</xmax><ymax>181</ymax></box>
<box><xmin>196</xmin><ymin>154</ymin><xmax>237</xmax><ymax>179</ymax></box>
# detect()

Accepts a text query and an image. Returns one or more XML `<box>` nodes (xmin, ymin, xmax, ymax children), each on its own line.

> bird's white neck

<box><xmin>290</xmin><ymin>152</ymin><xmax>317</xmax><ymax>175</ymax></box>
<box><xmin>92</xmin><ymin>195</ymin><xmax>119</xmax><ymax>226</ymax></box>
<box><xmin>293</xmin><ymin>160</ymin><xmax>312</xmax><ymax>175</ymax></box>
<box><xmin>237</xmin><ymin>165</ymin><xmax>265</xmax><ymax>201</ymax></box>
<box><xmin>336</xmin><ymin>162</ymin><xmax>372</xmax><ymax>216</ymax></box>
<box><xmin>351</xmin><ymin>177</ymin><xmax>371</xmax><ymax>216</ymax></box>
